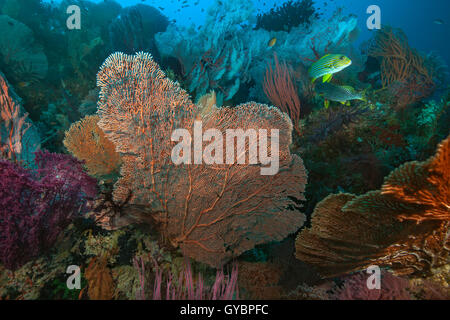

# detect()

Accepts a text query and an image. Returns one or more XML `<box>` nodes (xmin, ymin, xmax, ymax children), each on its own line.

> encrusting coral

<box><xmin>295</xmin><ymin>134</ymin><xmax>450</xmax><ymax>278</ymax></box>
<box><xmin>63</xmin><ymin>115</ymin><xmax>122</xmax><ymax>180</ymax></box>
<box><xmin>94</xmin><ymin>51</ymin><xmax>307</xmax><ymax>268</ymax></box>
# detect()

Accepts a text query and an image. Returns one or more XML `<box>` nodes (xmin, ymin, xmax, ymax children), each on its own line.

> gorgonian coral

<box><xmin>0</xmin><ymin>72</ymin><xmax>40</xmax><ymax>163</ymax></box>
<box><xmin>263</xmin><ymin>53</ymin><xmax>301</xmax><ymax>135</ymax></box>
<box><xmin>63</xmin><ymin>115</ymin><xmax>122</xmax><ymax>180</ymax></box>
<box><xmin>95</xmin><ymin>52</ymin><xmax>307</xmax><ymax>268</ymax></box>
<box><xmin>295</xmin><ymin>134</ymin><xmax>450</xmax><ymax>277</ymax></box>
<box><xmin>0</xmin><ymin>151</ymin><xmax>97</xmax><ymax>270</ymax></box>
<box><xmin>368</xmin><ymin>26</ymin><xmax>435</xmax><ymax>108</ymax></box>
<box><xmin>84</xmin><ymin>256</ymin><xmax>116</xmax><ymax>300</ymax></box>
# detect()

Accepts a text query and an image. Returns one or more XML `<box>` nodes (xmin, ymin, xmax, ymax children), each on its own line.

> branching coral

<box><xmin>135</xmin><ymin>258</ymin><xmax>239</xmax><ymax>300</ymax></box>
<box><xmin>295</xmin><ymin>134</ymin><xmax>450</xmax><ymax>278</ymax></box>
<box><xmin>263</xmin><ymin>53</ymin><xmax>301</xmax><ymax>135</ymax></box>
<box><xmin>95</xmin><ymin>52</ymin><xmax>307</xmax><ymax>268</ymax></box>
<box><xmin>368</xmin><ymin>27</ymin><xmax>435</xmax><ymax>108</ymax></box>
<box><xmin>156</xmin><ymin>3</ymin><xmax>358</xmax><ymax>106</ymax></box>
<box><xmin>63</xmin><ymin>115</ymin><xmax>122</xmax><ymax>180</ymax></box>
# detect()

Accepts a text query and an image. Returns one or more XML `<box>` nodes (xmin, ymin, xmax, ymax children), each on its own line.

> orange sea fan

<box><xmin>63</xmin><ymin>115</ymin><xmax>121</xmax><ymax>179</ymax></box>
<box><xmin>295</xmin><ymin>134</ymin><xmax>450</xmax><ymax>278</ymax></box>
<box><xmin>95</xmin><ymin>52</ymin><xmax>307</xmax><ymax>268</ymax></box>
<box><xmin>381</xmin><ymin>134</ymin><xmax>450</xmax><ymax>222</ymax></box>
<box><xmin>84</xmin><ymin>256</ymin><xmax>116</xmax><ymax>300</ymax></box>
<box><xmin>368</xmin><ymin>27</ymin><xmax>435</xmax><ymax>108</ymax></box>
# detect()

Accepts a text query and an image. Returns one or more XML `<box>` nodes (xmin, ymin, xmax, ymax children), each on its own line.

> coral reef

<box><xmin>0</xmin><ymin>151</ymin><xmax>97</xmax><ymax>270</ymax></box>
<box><xmin>331</xmin><ymin>270</ymin><xmax>412</xmax><ymax>300</ymax></box>
<box><xmin>255</xmin><ymin>0</ymin><xmax>319</xmax><ymax>32</ymax></box>
<box><xmin>109</xmin><ymin>4</ymin><xmax>168</xmax><ymax>62</ymax></box>
<box><xmin>95</xmin><ymin>52</ymin><xmax>307</xmax><ymax>268</ymax></box>
<box><xmin>156</xmin><ymin>0</ymin><xmax>254</xmax><ymax>102</ymax></box>
<box><xmin>0</xmin><ymin>15</ymin><xmax>48</xmax><ymax>84</ymax></box>
<box><xmin>368</xmin><ymin>27</ymin><xmax>435</xmax><ymax>108</ymax></box>
<box><xmin>263</xmin><ymin>53</ymin><xmax>301</xmax><ymax>135</ymax></box>
<box><xmin>295</xmin><ymin>134</ymin><xmax>450</xmax><ymax>277</ymax></box>
<box><xmin>134</xmin><ymin>258</ymin><xmax>239</xmax><ymax>300</ymax></box>
<box><xmin>0</xmin><ymin>0</ymin><xmax>448</xmax><ymax>301</ymax></box>
<box><xmin>0</xmin><ymin>72</ymin><xmax>40</xmax><ymax>163</ymax></box>
<box><xmin>238</xmin><ymin>261</ymin><xmax>283</xmax><ymax>299</ymax></box>
<box><xmin>63</xmin><ymin>115</ymin><xmax>122</xmax><ymax>180</ymax></box>
<box><xmin>84</xmin><ymin>256</ymin><xmax>116</xmax><ymax>300</ymax></box>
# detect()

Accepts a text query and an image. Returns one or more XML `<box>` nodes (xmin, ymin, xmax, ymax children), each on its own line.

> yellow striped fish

<box><xmin>315</xmin><ymin>82</ymin><xmax>365</xmax><ymax>108</ymax></box>
<box><xmin>308</xmin><ymin>54</ymin><xmax>352</xmax><ymax>83</ymax></box>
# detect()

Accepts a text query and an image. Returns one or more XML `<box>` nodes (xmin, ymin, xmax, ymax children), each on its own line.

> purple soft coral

<box><xmin>332</xmin><ymin>270</ymin><xmax>412</xmax><ymax>300</ymax></box>
<box><xmin>0</xmin><ymin>151</ymin><xmax>97</xmax><ymax>270</ymax></box>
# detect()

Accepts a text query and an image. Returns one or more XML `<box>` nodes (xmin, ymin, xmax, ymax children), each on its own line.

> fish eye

<box><xmin>340</xmin><ymin>56</ymin><xmax>345</xmax><ymax>60</ymax></box>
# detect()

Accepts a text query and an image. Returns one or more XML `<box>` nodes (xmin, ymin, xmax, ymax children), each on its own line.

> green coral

<box><xmin>112</xmin><ymin>265</ymin><xmax>140</xmax><ymax>300</ymax></box>
<box><xmin>83</xmin><ymin>229</ymin><xmax>126</xmax><ymax>264</ymax></box>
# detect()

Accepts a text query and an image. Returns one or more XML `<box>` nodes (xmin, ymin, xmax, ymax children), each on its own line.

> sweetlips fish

<box><xmin>308</xmin><ymin>54</ymin><xmax>352</xmax><ymax>83</ymax></box>
<box><xmin>315</xmin><ymin>82</ymin><xmax>365</xmax><ymax>108</ymax></box>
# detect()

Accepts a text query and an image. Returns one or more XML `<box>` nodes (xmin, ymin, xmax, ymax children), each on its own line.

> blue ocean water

<box><xmin>45</xmin><ymin>0</ymin><xmax>450</xmax><ymax>67</ymax></box>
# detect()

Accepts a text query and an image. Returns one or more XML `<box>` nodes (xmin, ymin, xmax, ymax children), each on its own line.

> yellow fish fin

<box><xmin>346</xmin><ymin>101</ymin><xmax>351</xmax><ymax>106</ymax></box>
<box><xmin>323</xmin><ymin>74</ymin><xmax>333</xmax><ymax>83</ymax></box>
<box><xmin>324</xmin><ymin>100</ymin><xmax>330</xmax><ymax>109</ymax></box>
<box><xmin>311</xmin><ymin>77</ymin><xmax>318</xmax><ymax>83</ymax></box>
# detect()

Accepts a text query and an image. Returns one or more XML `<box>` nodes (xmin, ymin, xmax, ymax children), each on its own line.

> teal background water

<box><xmin>45</xmin><ymin>0</ymin><xmax>450</xmax><ymax>67</ymax></box>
